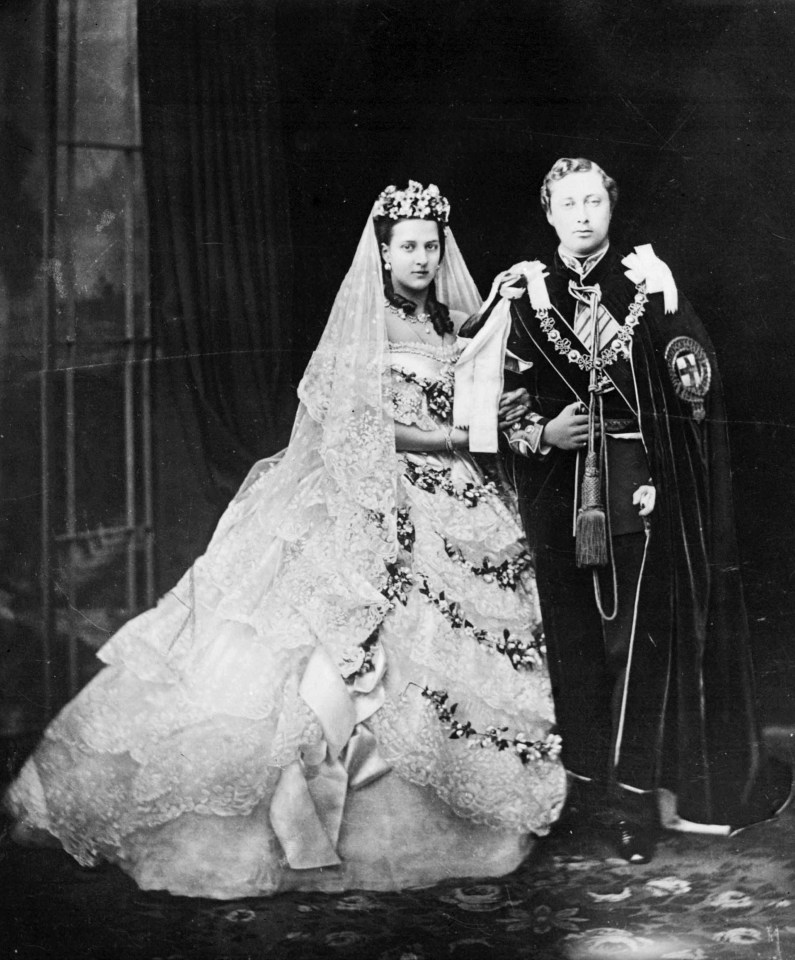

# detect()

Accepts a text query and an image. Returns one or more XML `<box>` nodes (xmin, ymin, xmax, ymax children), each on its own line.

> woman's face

<box><xmin>381</xmin><ymin>219</ymin><xmax>442</xmax><ymax>300</ymax></box>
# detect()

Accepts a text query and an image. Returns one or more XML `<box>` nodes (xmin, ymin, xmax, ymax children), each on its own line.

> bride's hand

<box><xmin>498</xmin><ymin>388</ymin><xmax>531</xmax><ymax>430</ymax></box>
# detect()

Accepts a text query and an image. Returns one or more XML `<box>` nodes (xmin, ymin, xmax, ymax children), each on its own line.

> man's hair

<box><xmin>540</xmin><ymin>158</ymin><xmax>618</xmax><ymax>213</ymax></box>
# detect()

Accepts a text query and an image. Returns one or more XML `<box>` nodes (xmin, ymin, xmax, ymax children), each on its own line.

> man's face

<box><xmin>546</xmin><ymin>170</ymin><xmax>612</xmax><ymax>257</ymax></box>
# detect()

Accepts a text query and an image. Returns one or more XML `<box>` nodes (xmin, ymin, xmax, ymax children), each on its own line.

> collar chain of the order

<box><xmin>535</xmin><ymin>280</ymin><xmax>648</xmax><ymax>371</ymax></box>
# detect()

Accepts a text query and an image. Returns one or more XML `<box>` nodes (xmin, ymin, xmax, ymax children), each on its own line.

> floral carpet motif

<box><xmin>2</xmin><ymin>807</ymin><xmax>793</xmax><ymax>960</ymax></box>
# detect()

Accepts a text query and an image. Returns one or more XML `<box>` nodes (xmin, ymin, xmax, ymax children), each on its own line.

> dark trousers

<box><xmin>535</xmin><ymin>525</ymin><xmax>671</xmax><ymax>794</ymax></box>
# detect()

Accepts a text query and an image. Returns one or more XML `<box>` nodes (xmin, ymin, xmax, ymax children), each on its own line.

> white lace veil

<box><xmin>178</xmin><ymin>199</ymin><xmax>483</xmax><ymax>666</ymax></box>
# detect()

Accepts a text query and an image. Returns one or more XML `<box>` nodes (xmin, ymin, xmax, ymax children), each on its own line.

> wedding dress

<box><xmin>6</xmin><ymin>195</ymin><xmax>566</xmax><ymax>898</ymax></box>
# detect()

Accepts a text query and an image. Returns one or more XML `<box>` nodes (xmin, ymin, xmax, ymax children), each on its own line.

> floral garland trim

<box><xmin>393</xmin><ymin>368</ymin><xmax>454</xmax><ymax>422</ymax></box>
<box><xmin>420</xmin><ymin>687</ymin><xmax>562</xmax><ymax>764</ymax></box>
<box><xmin>403</xmin><ymin>459</ymin><xmax>498</xmax><ymax>508</ymax></box>
<box><xmin>338</xmin><ymin>629</ymin><xmax>380</xmax><ymax>680</ymax></box>
<box><xmin>383</xmin><ymin>560</ymin><xmax>413</xmax><ymax>607</ymax></box>
<box><xmin>443</xmin><ymin>539</ymin><xmax>531</xmax><ymax>591</ymax></box>
<box><xmin>418</xmin><ymin>579</ymin><xmax>544</xmax><ymax>670</ymax></box>
<box><xmin>537</xmin><ymin>281</ymin><xmax>648</xmax><ymax>371</ymax></box>
<box><xmin>396</xmin><ymin>508</ymin><xmax>415</xmax><ymax>552</ymax></box>
<box><xmin>339</xmin><ymin>557</ymin><xmax>413</xmax><ymax>680</ymax></box>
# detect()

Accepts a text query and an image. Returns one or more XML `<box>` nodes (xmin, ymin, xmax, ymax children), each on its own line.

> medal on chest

<box><xmin>665</xmin><ymin>336</ymin><xmax>712</xmax><ymax>422</ymax></box>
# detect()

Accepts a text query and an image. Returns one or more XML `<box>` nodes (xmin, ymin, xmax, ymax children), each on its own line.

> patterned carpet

<box><xmin>2</xmin><ymin>800</ymin><xmax>793</xmax><ymax>960</ymax></box>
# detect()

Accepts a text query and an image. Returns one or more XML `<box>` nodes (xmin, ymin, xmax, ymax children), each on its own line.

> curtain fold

<box><xmin>138</xmin><ymin>0</ymin><xmax>294</xmax><ymax>499</ymax></box>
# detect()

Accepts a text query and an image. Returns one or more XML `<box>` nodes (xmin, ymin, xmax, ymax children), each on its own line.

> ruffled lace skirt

<box><xmin>6</xmin><ymin>450</ymin><xmax>566</xmax><ymax>898</ymax></box>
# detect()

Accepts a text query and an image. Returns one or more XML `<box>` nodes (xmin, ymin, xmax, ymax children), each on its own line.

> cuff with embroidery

<box><xmin>505</xmin><ymin>412</ymin><xmax>550</xmax><ymax>458</ymax></box>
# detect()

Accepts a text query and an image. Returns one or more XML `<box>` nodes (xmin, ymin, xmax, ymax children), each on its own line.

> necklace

<box><xmin>385</xmin><ymin>299</ymin><xmax>432</xmax><ymax>326</ymax></box>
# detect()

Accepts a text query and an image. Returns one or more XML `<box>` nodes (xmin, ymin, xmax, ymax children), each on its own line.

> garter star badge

<box><xmin>665</xmin><ymin>336</ymin><xmax>711</xmax><ymax>422</ymax></box>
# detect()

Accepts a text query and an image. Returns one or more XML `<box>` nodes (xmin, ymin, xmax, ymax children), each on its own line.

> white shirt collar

<box><xmin>558</xmin><ymin>242</ymin><xmax>609</xmax><ymax>280</ymax></box>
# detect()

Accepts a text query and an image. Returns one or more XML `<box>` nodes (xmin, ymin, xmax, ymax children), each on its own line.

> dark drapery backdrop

<box><xmin>136</xmin><ymin>0</ymin><xmax>794</xmax><ymax>720</ymax></box>
<box><xmin>138</xmin><ymin>0</ymin><xmax>295</xmax><ymax>503</ymax></box>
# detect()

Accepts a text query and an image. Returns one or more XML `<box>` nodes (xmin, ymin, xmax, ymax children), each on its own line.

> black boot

<box><xmin>606</xmin><ymin>785</ymin><xmax>657</xmax><ymax>864</ymax></box>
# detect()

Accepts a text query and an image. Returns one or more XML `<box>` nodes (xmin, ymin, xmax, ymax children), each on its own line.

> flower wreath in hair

<box><xmin>373</xmin><ymin>180</ymin><xmax>450</xmax><ymax>224</ymax></box>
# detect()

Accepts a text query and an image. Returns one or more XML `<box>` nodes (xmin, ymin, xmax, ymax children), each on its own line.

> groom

<box><xmin>491</xmin><ymin>157</ymin><xmax>790</xmax><ymax>862</ymax></box>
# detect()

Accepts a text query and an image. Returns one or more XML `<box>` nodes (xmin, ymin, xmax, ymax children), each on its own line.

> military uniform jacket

<box><xmin>499</xmin><ymin>244</ymin><xmax>786</xmax><ymax>826</ymax></box>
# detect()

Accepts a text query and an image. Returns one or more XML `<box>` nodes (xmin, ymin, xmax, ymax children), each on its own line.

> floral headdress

<box><xmin>372</xmin><ymin>180</ymin><xmax>450</xmax><ymax>225</ymax></box>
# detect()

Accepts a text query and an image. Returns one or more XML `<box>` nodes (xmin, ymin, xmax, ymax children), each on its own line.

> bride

<box><xmin>5</xmin><ymin>182</ymin><xmax>566</xmax><ymax>899</ymax></box>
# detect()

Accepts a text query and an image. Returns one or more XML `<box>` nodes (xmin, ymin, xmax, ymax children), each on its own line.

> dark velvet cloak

<box><xmin>501</xmin><ymin>247</ymin><xmax>788</xmax><ymax>826</ymax></box>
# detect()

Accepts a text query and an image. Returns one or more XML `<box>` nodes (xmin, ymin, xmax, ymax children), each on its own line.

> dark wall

<box><xmin>0</xmin><ymin>0</ymin><xmax>45</xmax><ymax>595</ymax></box>
<box><xmin>274</xmin><ymin>0</ymin><xmax>795</xmax><ymax>715</ymax></box>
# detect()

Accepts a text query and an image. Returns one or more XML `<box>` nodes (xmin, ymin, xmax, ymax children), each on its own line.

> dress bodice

<box><xmin>388</xmin><ymin>338</ymin><xmax>461</xmax><ymax>374</ymax></box>
<box><xmin>387</xmin><ymin>339</ymin><xmax>462</xmax><ymax>431</ymax></box>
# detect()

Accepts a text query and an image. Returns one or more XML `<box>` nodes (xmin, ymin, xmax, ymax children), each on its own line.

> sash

<box><xmin>453</xmin><ymin>298</ymin><xmax>513</xmax><ymax>451</ymax></box>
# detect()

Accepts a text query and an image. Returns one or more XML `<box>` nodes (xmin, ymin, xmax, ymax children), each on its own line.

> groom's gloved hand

<box><xmin>488</xmin><ymin>266</ymin><xmax>527</xmax><ymax>305</ymax></box>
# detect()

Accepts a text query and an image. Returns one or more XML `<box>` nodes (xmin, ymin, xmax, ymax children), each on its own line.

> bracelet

<box><xmin>443</xmin><ymin>426</ymin><xmax>455</xmax><ymax>454</ymax></box>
